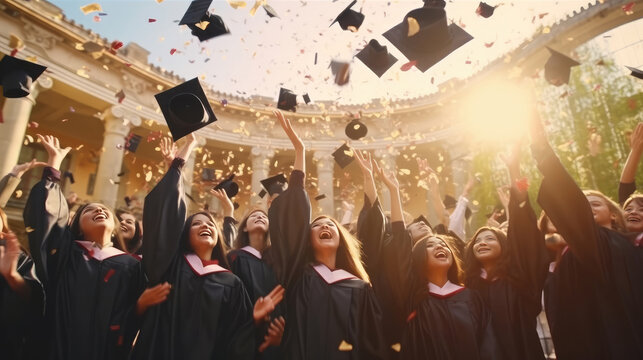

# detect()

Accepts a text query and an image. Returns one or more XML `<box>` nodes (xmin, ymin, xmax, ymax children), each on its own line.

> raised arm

<box><xmin>211</xmin><ymin>189</ymin><xmax>237</xmax><ymax>248</ymax></box>
<box><xmin>142</xmin><ymin>134</ymin><xmax>196</xmax><ymax>285</ymax></box>
<box><xmin>0</xmin><ymin>160</ymin><xmax>47</xmax><ymax>208</ymax></box>
<box><xmin>619</xmin><ymin>123</ymin><xmax>643</xmax><ymax>205</ymax></box>
<box><xmin>23</xmin><ymin>135</ymin><xmax>71</xmax><ymax>285</ymax></box>
<box><xmin>268</xmin><ymin>110</ymin><xmax>311</xmax><ymax>288</ymax></box>
<box><xmin>418</xmin><ymin>157</ymin><xmax>449</xmax><ymax>228</ymax></box>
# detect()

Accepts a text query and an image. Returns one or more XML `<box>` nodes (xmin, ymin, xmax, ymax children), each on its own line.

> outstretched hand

<box><xmin>416</xmin><ymin>157</ymin><xmax>439</xmax><ymax>186</ymax></box>
<box><xmin>274</xmin><ymin>110</ymin><xmax>304</xmax><ymax>151</ymax></box>
<box><xmin>10</xmin><ymin>159</ymin><xmax>48</xmax><ymax>178</ymax></box>
<box><xmin>0</xmin><ymin>232</ymin><xmax>20</xmax><ymax>280</ymax></box>
<box><xmin>136</xmin><ymin>282</ymin><xmax>172</xmax><ymax>316</ymax></box>
<box><xmin>37</xmin><ymin>134</ymin><xmax>71</xmax><ymax>170</ymax></box>
<box><xmin>160</xmin><ymin>137</ymin><xmax>178</xmax><ymax>166</ymax></box>
<box><xmin>352</xmin><ymin>148</ymin><xmax>373</xmax><ymax>177</ymax></box>
<box><xmin>259</xmin><ymin>316</ymin><xmax>285</xmax><ymax>352</ymax></box>
<box><xmin>210</xmin><ymin>189</ymin><xmax>234</xmax><ymax>217</ymax></box>
<box><xmin>373</xmin><ymin>160</ymin><xmax>399</xmax><ymax>191</ymax></box>
<box><xmin>254</xmin><ymin>285</ymin><xmax>285</xmax><ymax>325</ymax></box>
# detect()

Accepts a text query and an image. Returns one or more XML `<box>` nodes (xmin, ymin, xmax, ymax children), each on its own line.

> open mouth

<box><xmin>319</xmin><ymin>230</ymin><xmax>332</xmax><ymax>240</ymax></box>
<box><xmin>199</xmin><ymin>229</ymin><xmax>213</xmax><ymax>237</ymax></box>
<box><xmin>435</xmin><ymin>250</ymin><xmax>448</xmax><ymax>259</ymax></box>
<box><xmin>627</xmin><ymin>216</ymin><xmax>641</xmax><ymax>223</ymax></box>
<box><xmin>120</xmin><ymin>225</ymin><xmax>128</xmax><ymax>233</ymax></box>
<box><xmin>93</xmin><ymin>213</ymin><xmax>108</xmax><ymax>221</ymax></box>
<box><xmin>255</xmin><ymin>219</ymin><xmax>266</xmax><ymax>225</ymax></box>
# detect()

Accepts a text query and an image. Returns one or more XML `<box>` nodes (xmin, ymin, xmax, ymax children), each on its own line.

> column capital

<box><xmin>104</xmin><ymin>105</ymin><xmax>142</xmax><ymax>127</ymax></box>
<box><xmin>24</xmin><ymin>75</ymin><xmax>54</xmax><ymax>105</ymax></box>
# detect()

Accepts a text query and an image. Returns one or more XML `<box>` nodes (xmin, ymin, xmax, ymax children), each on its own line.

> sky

<box><xmin>48</xmin><ymin>0</ymin><xmax>640</xmax><ymax>104</ymax></box>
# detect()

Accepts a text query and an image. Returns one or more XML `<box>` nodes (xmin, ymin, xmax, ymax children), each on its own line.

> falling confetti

<box><xmin>80</xmin><ymin>3</ymin><xmax>102</xmax><ymax>15</ymax></box>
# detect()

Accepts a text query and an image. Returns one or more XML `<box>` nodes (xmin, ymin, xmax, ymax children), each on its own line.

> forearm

<box><xmin>0</xmin><ymin>174</ymin><xmax>21</xmax><ymax>208</ymax></box>
<box><xmin>620</xmin><ymin>149</ymin><xmax>642</xmax><ymax>184</ymax></box>
<box><xmin>5</xmin><ymin>272</ymin><xmax>31</xmax><ymax>300</ymax></box>
<box><xmin>363</xmin><ymin>174</ymin><xmax>377</xmax><ymax>206</ymax></box>
<box><xmin>430</xmin><ymin>183</ymin><xmax>448</xmax><ymax>226</ymax></box>
<box><xmin>293</xmin><ymin>146</ymin><xmax>305</xmax><ymax>173</ymax></box>
<box><xmin>389</xmin><ymin>187</ymin><xmax>403</xmax><ymax>223</ymax></box>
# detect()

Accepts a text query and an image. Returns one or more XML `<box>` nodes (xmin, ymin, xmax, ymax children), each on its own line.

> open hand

<box><xmin>0</xmin><ymin>232</ymin><xmax>20</xmax><ymax>280</ymax></box>
<box><xmin>136</xmin><ymin>282</ymin><xmax>172</xmax><ymax>316</ymax></box>
<box><xmin>254</xmin><ymin>285</ymin><xmax>285</xmax><ymax>324</ymax></box>
<box><xmin>274</xmin><ymin>110</ymin><xmax>304</xmax><ymax>151</ymax></box>
<box><xmin>37</xmin><ymin>134</ymin><xmax>71</xmax><ymax>170</ymax></box>
<box><xmin>210</xmin><ymin>188</ymin><xmax>234</xmax><ymax>217</ymax></box>
<box><xmin>10</xmin><ymin>159</ymin><xmax>48</xmax><ymax>178</ymax></box>
<box><xmin>352</xmin><ymin>148</ymin><xmax>373</xmax><ymax>177</ymax></box>
<box><xmin>160</xmin><ymin>137</ymin><xmax>178</xmax><ymax>166</ymax></box>
<box><xmin>259</xmin><ymin>316</ymin><xmax>285</xmax><ymax>352</ymax></box>
<box><xmin>374</xmin><ymin>160</ymin><xmax>399</xmax><ymax>191</ymax></box>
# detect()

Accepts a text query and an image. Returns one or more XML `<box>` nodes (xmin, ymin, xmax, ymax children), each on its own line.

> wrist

<box><xmin>5</xmin><ymin>270</ymin><xmax>21</xmax><ymax>285</ymax></box>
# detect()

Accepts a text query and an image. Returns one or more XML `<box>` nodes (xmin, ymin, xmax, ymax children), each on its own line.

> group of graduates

<box><xmin>2</xmin><ymin>108</ymin><xmax>643</xmax><ymax>360</ymax></box>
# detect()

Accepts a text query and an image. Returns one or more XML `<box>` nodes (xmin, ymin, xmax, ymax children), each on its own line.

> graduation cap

<box><xmin>154</xmin><ymin>77</ymin><xmax>217</xmax><ymax>142</ymax></box>
<box><xmin>626</xmin><ymin>66</ymin><xmax>643</xmax><ymax>80</ymax></box>
<box><xmin>330</xmin><ymin>0</ymin><xmax>365</xmax><ymax>32</ymax></box>
<box><xmin>63</xmin><ymin>171</ymin><xmax>75</xmax><ymax>184</ymax></box>
<box><xmin>382</xmin><ymin>4</ymin><xmax>473</xmax><ymax>73</ymax></box>
<box><xmin>0</xmin><ymin>55</ymin><xmax>47</xmax><ymax>98</ymax></box>
<box><xmin>476</xmin><ymin>2</ymin><xmax>495</xmax><ymax>18</ymax></box>
<box><xmin>124</xmin><ymin>133</ymin><xmax>143</xmax><ymax>153</ymax></box>
<box><xmin>332</xmin><ymin>143</ymin><xmax>354</xmax><ymax>169</ymax></box>
<box><xmin>303</xmin><ymin>93</ymin><xmax>312</xmax><ymax>104</ymax></box>
<box><xmin>202</xmin><ymin>168</ymin><xmax>216</xmax><ymax>181</ymax></box>
<box><xmin>544</xmin><ymin>47</ymin><xmax>580</xmax><ymax>86</ymax></box>
<box><xmin>345</xmin><ymin>118</ymin><xmax>367</xmax><ymax>140</ymax></box>
<box><xmin>263</xmin><ymin>4</ymin><xmax>279</xmax><ymax>18</ymax></box>
<box><xmin>179</xmin><ymin>0</ymin><xmax>230</xmax><ymax>42</ymax></box>
<box><xmin>443</xmin><ymin>195</ymin><xmax>472</xmax><ymax>219</ymax></box>
<box><xmin>355</xmin><ymin>39</ymin><xmax>398</xmax><ymax>77</ymax></box>
<box><xmin>277</xmin><ymin>87</ymin><xmax>298</xmax><ymax>112</ymax></box>
<box><xmin>213</xmin><ymin>174</ymin><xmax>239</xmax><ymax>198</ymax></box>
<box><xmin>412</xmin><ymin>214</ymin><xmax>432</xmax><ymax>228</ymax></box>
<box><xmin>330</xmin><ymin>60</ymin><xmax>351</xmax><ymax>85</ymax></box>
<box><xmin>260</xmin><ymin>173</ymin><xmax>288</xmax><ymax>198</ymax></box>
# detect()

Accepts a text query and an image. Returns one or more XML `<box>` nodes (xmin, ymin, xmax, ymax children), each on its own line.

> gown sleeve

<box><xmin>23</xmin><ymin>167</ymin><xmax>70</xmax><ymax>286</ymax></box>
<box><xmin>0</xmin><ymin>173</ymin><xmax>21</xmax><ymax>208</ymax></box>
<box><xmin>618</xmin><ymin>181</ymin><xmax>636</xmax><ymax>206</ymax></box>
<box><xmin>267</xmin><ymin>170</ymin><xmax>311</xmax><ymax>289</ymax></box>
<box><xmin>506</xmin><ymin>186</ymin><xmax>549</xmax><ymax>302</ymax></box>
<box><xmin>533</xmin><ymin>143</ymin><xmax>609</xmax><ymax>280</ymax></box>
<box><xmin>216</xmin><ymin>280</ymin><xmax>255</xmax><ymax>359</ymax></box>
<box><xmin>142</xmin><ymin>158</ymin><xmax>187</xmax><ymax>285</ymax></box>
<box><xmin>386</xmin><ymin>221</ymin><xmax>415</xmax><ymax>311</ymax></box>
<box><xmin>448</xmin><ymin>196</ymin><xmax>469</xmax><ymax>241</ymax></box>
<box><xmin>356</xmin><ymin>195</ymin><xmax>386</xmax><ymax>272</ymax></box>
<box><xmin>222</xmin><ymin>216</ymin><xmax>238</xmax><ymax>248</ymax></box>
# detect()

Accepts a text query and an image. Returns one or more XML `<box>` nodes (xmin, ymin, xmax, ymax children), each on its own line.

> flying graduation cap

<box><xmin>544</xmin><ymin>47</ymin><xmax>580</xmax><ymax>86</ymax></box>
<box><xmin>260</xmin><ymin>173</ymin><xmax>288</xmax><ymax>198</ymax></box>
<box><xmin>475</xmin><ymin>2</ymin><xmax>496</xmax><ymax>18</ymax></box>
<box><xmin>0</xmin><ymin>55</ymin><xmax>47</xmax><ymax>98</ymax></box>
<box><xmin>332</xmin><ymin>143</ymin><xmax>354</xmax><ymax>168</ymax></box>
<box><xmin>329</xmin><ymin>60</ymin><xmax>351</xmax><ymax>85</ymax></box>
<box><xmin>277</xmin><ymin>88</ymin><xmax>310</xmax><ymax>112</ymax></box>
<box><xmin>330</xmin><ymin>0</ymin><xmax>365</xmax><ymax>31</ymax></box>
<box><xmin>383</xmin><ymin>1</ymin><xmax>473</xmax><ymax>72</ymax></box>
<box><xmin>355</xmin><ymin>39</ymin><xmax>398</xmax><ymax>78</ymax></box>
<box><xmin>626</xmin><ymin>66</ymin><xmax>643</xmax><ymax>80</ymax></box>
<box><xmin>213</xmin><ymin>174</ymin><xmax>239</xmax><ymax>198</ymax></box>
<box><xmin>154</xmin><ymin>78</ymin><xmax>217</xmax><ymax>141</ymax></box>
<box><xmin>124</xmin><ymin>133</ymin><xmax>143</xmax><ymax>153</ymax></box>
<box><xmin>179</xmin><ymin>0</ymin><xmax>230</xmax><ymax>42</ymax></box>
<box><xmin>345</xmin><ymin>118</ymin><xmax>368</xmax><ymax>140</ymax></box>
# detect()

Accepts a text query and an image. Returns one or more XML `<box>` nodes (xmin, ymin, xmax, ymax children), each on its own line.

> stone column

<box><xmin>313</xmin><ymin>150</ymin><xmax>335</xmax><ymax>217</ymax></box>
<box><xmin>93</xmin><ymin>105</ymin><xmax>141</xmax><ymax>209</ymax></box>
<box><xmin>0</xmin><ymin>76</ymin><xmax>53</xmax><ymax>176</ymax></box>
<box><xmin>374</xmin><ymin>148</ymin><xmax>399</xmax><ymax>212</ymax></box>
<box><xmin>250</xmin><ymin>147</ymin><xmax>275</xmax><ymax>204</ymax></box>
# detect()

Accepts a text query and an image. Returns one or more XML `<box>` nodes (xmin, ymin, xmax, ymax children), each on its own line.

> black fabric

<box><xmin>268</xmin><ymin>170</ymin><xmax>387</xmax><ymax>359</ymax></box>
<box><xmin>535</xmin><ymin>144</ymin><xmax>643</xmax><ymax>359</ymax></box>
<box><xmin>619</xmin><ymin>181</ymin><xmax>637</xmax><ymax>206</ymax></box>
<box><xmin>222</xmin><ymin>216</ymin><xmax>238</xmax><ymax>248</ymax></box>
<box><xmin>467</xmin><ymin>188</ymin><xmax>549</xmax><ymax>360</ymax></box>
<box><xmin>131</xmin><ymin>159</ymin><xmax>255</xmax><ymax>360</ymax></box>
<box><xmin>23</xmin><ymin>167</ymin><xmax>145</xmax><ymax>360</ymax></box>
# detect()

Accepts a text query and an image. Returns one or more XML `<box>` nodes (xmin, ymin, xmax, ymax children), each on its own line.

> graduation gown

<box><xmin>466</xmin><ymin>188</ymin><xmax>549</xmax><ymax>360</ymax></box>
<box><xmin>131</xmin><ymin>158</ymin><xmax>254</xmax><ymax>360</ymax></box>
<box><xmin>23</xmin><ymin>167</ymin><xmax>145</xmax><ymax>360</ymax></box>
<box><xmin>268</xmin><ymin>170</ymin><xmax>387</xmax><ymax>360</ymax></box>
<box><xmin>534</xmin><ymin>143</ymin><xmax>643</xmax><ymax>359</ymax></box>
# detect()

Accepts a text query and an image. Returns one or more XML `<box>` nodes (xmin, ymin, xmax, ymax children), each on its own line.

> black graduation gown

<box><xmin>131</xmin><ymin>158</ymin><xmax>255</xmax><ymax>360</ymax></box>
<box><xmin>268</xmin><ymin>170</ymin><xmax>387</xmax><ymax>360</ymax></box>
<box><xmin>619</xmin><ymin>181</ymin><xmax>636</xmax><ymax>206</ymax></box>
<box><xmin>535</xmin><ymin>143</ymin><xmax>643</xmax><ymax>359</ymax></box>
<box><xmin>223</xmin><ymin>216</ymin><xmax>238</xmax><ymax>248</ymax></box>
<box><xmin>467</xmin><ymin>188</ymin><xmax>549</xmax><ymax>360</ymax></box>
<box><xmin>383</xmin><ymin>221</ymin><xmax>500</xmax><ymax>360</ymax></box>
<box><xmin>23</xmin><ymin>167</ymin><xmax>145</xmax><ymax>360</ymax></box>
<box><xmin>0</xmin><ymin>252</ymin><xmax>45</xmax><ymax>360</ymax></box>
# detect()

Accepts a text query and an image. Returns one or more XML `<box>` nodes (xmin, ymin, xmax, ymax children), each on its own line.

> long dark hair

<box><xmin>464</xmin><ymin>226</ymin><xmax>511</xmax><ymax>287</ymax></box>
<box><xmin>115</xmin><ymin>210</ymin><xmax>142</xmax><ymax>253</ymax></box>
<box><xmin>234</xmin><ymin>208</ymin><xmax>268</xmax><ymax>250</ymax></box>
<box><xmin>69</xmin><ymin>203</ymin><xmax>125</xmax><ymax>250</ymax></box>
<box><xmin>412</xmin><ymin>234</ymin><xmax>464</xmax><ymax>286</ymax></box>
<box><xmin>180</xmin><ymin>211</ymin><xmax>229</xmax><ymax>268</ymax></box>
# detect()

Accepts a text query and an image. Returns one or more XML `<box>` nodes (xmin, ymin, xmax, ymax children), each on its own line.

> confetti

<box><xmin>80</xmin><ymin>3</ymin><xmax>102</xmax><ymax>15</ymax></box>
<box><xmin>115</xmin><ymin>89</ymin><xmax>125</xmax><ymax>103</ymax></box>
<box><xmin>110</xmin><ymin>40</ymin><xmax>124</xmax><ymax>51</ymax></box>
<box><xmin>228</xmin><ymin>0</ymin><xmax>247</xmax><ymax>9</ymax></box>
<box><xmin>623</xmin><ymin>2</ymin><xmax>635</xmax><ymax>15</ymax></box>
<box><xmin>14</xmin><ymin>190</ymin><xmax>23</xmax><ymax>198</ymax></box>
<box><xmin>400</xmin><ymin>60</ymin><xmax>417</xmax><ymax>72</ymax></box>
<box><xmin>170</xmin><ymin>48</ymin><xmax>177</xmax><ymax>55</ymax></box>
<box><xmin>406</xmin><ymin>17</ymin><xmax>420</xmax><ymax>37</ymax></box>
<box><xmin>28</xmin><ymin>121</ymin><xmax>39</xmax><ymax>128</ymax></box>
<box><xmin>148</xmin><ymin>18</ymin><xmax>157</xmax><ymax>23</ymax></box>
<box><xmin>391</xmin><ymin>343</ymin><xmax>401</xmax><ymax>352</ymax></box>
<box><xmin>338</xmin><ymin>340</ymin><xmax>353</xmax><ymax>352</ymax></box>
<box><xmin>93</xmin><ymin>15</ymin><xmax>101</xmax><ymax>22</ymax></box>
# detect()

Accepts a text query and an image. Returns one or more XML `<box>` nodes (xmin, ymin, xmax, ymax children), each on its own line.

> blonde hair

<box><xmin>583</xmin><ymin>190</ymin><xmax>626</xmax><ymax>232</ymax></box>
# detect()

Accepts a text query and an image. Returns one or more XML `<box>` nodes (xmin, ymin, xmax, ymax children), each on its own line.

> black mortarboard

<box><xmin>330</xmin><ymin>60</ymin><xmax>351</xmax><ymax>85</ymax></box>
<box><xmin>330</xmin><ymin>0</ymin><xmax>365</xmax><ymax>31</ymax></box>
<box><xmin>179</xmin><ymin>0</ymin><xmax>229</xmax><ymax>42</ymax></box>
<box><xmin>154</xmin><ymin>77</ymin><xmax>217</xmax><ymax>141</ymax></box>
<box><xmin>63</xmin><ymin>171</ymin><xmax>75</xmax><ymax>184</ymax></box>
<box><xmin>202</xmin><ymin>168</ymin><xmax>216</xmax><ymax>181</ymax></box>
<box><xmin>332</xmin><ymin>143</ymin><xmax>354</xmax><ymax>168</ymax></box>
<box><xmin>412</xmin><ymin>214</ymin><xmax>432</xmax><ymax>227</ymax></box>
<box><xmin>263</xmin><ymin>4</ymin><xmax>279</xmax><ymax>18</ymax></box>
<box><xmin>124</xmin><ymin>133</ymin><xmax>143</xmax><ymax>153</ymax></box>
<box><xmin>476</xmin><ymin>2</ymin><xmax>495</xmax><ymax>18</ymax></box>
<box><xmin>260</xmin><ymin>173</ymin><xmax>288</xmax><ymax>197</ymax></box>
<box><xmin>626</xmin><ymin>66</ymin><xmax>643</xmax><ymax>80</ymax></box>
<box><xmin>0</xmin><ymin>55</ymin><xmax>47</xmax><ymax>98</ymax></box>
<box><xmin>544</xmin><ymin>47</ymin><xmax>580</xmax><ymax>86</ymax></box>
<box><xmin>303</xmin><ymin>93</ymin><xmax>311</xmax><ymax>104</ymax></box>
<box><xmin>277</xmin><ymin>87</ymin><xmax>298</xmax><ymax>112</ymax></box>
<box><xmin>345</xmin><ymin>118</ymin><xmax>368</xmax><ymax>140</ymax></box>
<box><xmin>356</xmin><ymin>39</ymin><xmax>398</xmax><ymax>77</ymax></box>
<box><xmin>213</xmin><ymin>174</ymin><xmax>239</xmax><ymax>198</ymax></box>
<box><xmin>258</xmin><ymin>189</ymin><xmax>267</xmax><ymax>198</ymax></box>
<box><xmin>315</xmin><ymin>194</ymin><xmax>326</xmax><ymax>201</ymax></box>
<box><xmin>443</xmin><ymin>194</ymin><xmax>472</xmax><ymax>219</ymax></box>
<box><xmin>383</xmin><ymin>4</ymin><xmax>473</xmax><ymax>73</ymax></box>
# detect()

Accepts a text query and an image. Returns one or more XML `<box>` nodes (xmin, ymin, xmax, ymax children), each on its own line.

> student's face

<box><xmin>79</xmin><ymin>203</ymin><xmax>114</xmax><ymax>236</ymax></box>
<box><xmin>310</xmin><ymin>217</ymin><xmax>340</xmax><ymax>254</ymax></box>
<box><xmin>118</xmin><ymin>213</ymin><xmax>137</xmax><ymax>242</ymax></box>
<box><xmin>425</xmin><ymin>237</ymin><xmax>453</xmax><ymax>271</ymax></box>
<box><xmin>473</xmin><ymin>230</ymin><xmax>502</xmax><ymax>265</ymax></box>
<box><xmin>624</xmin><ymin>200</ymin><xmax>643</xmax><ymax>233</ymax></box>
<box><xmin>244</xmin><ymin>211</ymin><xmax>269</xmax><ymax>233</ymax></box>
<box><xmin>189</xmin><ymin>214</ymin><xmax>218</xmax><ymax>252</ymax></box>
<box><xmin>586</xmin><ymin>195</ymin><xmax>615</xmax><ymax>228</ymax></box>
<box><xmin>408</xmin><ymin>221</ymin><xmax>433</xmax><ymax>241</ymax></box>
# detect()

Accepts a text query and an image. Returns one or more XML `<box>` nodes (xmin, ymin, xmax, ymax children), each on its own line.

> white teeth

<box><xmin>199</xmin><ymin>230</ymin><xmax>212</xmax><ymax>236</ymax></box>
<box><xmin>94</xmin><ymin>214</ymin><xmax>107</xmax><ymax>221</ymax></box>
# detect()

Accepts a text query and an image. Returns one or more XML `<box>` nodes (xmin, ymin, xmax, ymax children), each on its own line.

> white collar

<box><xmin>428</xmin><ymin>280</ymin><xmax>464</xmax><ymax>297</ymax></box>
<box><xmin>241</xmin><ymin>246</ymin><xmax>262</xmax><ymax>259</ymax></box>
<box><xmin>184</xmin><ymin>253</ymin><xmax>228</xmax><ymax>276</ymax></box>
<box><xmin>312</xmin><ymin>263</ymin><xmax>357</xmax><ymax>284</ymax></box>
<box><xmin>75</xmin><ymin>241</ymin><xmax>126</xmax><ymax>261</ymax></box>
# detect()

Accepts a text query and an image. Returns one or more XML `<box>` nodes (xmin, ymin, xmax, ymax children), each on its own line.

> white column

<box><xmin>0</xmin><ymin>76</ymin><xmax>53</xmax><ymax>176</ymax></box>
<box><xmin>374</xmin><ymin>148</ymin><xmax>399</xmax><ymax>212</ymax></box>
<box><xmin>93</xmin><ymin>105</ymin><xmax>141</xmax><ymax>209</ymax></box>
<box><xmin>313</xmin><ymin>150</ymin><xmax>335</xmax><ymax>217</ymax></box>
<box><xmin>250</xmin><ymin>147</ymin><xmax>275</xmax><ymax>205</ymax></box>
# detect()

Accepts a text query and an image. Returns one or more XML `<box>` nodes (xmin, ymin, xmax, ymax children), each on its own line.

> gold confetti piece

<box><xmin>391</xmin><ymin>343</ymin><xmax>401</xmax><ymax>352</ymax></box>
<box><xmin>9</xmin><ymin>34</ymin><xmax>24</xmax><ymax>50</ymax></box>
<box><xmin>25</xmin><ymin>56</ymin><xmax>38</xmax><ymax>63</ymax></box>
<box><xmin>338</xmin><ymin>340</ymin><xmax>353</xmax><ymax>352</ymax></box>
<box><xmin>228</xmin><ymin>0</ymin><xmax>247</xmax><ymax>8</ymax></box>
<box><xmin>80</xmin><ymin>3</ymin><xmax>102</xmax><ymax>15</ymax></box>
<box><xmin>542</xmin><ymin>26</ymin><xmax>550</xmax><ymax>34</ymax></box>
<box><xmin>26</xmin><ymin>227</ymin><xmax>35</xmax><ymax>233</ymax></box>
<box><xmin>76</xmin><ymin>69</ymin><xmax>90</xmax><ymax>78</ymax></box>
<box><xmin>407</xmin><ymin>17</ymin><xmax>420</xmax><ymax>37</ymax></box>
<box><xmin>250</xmin><ymin>0</ymin><xmax>264</xmax><ymax>16</ymax></box>
<box><xmin>76</xmin><ymin>144</ymin><xmax>84</xmax><ymax>150</ymax></box>
<box><xmin>155</xmin><ymin>0</ymin><xmax>164</xmax><ymax>3</ymax></box>
<box><xmin>399</xmin><ymin>169</ymin><xmax>411</xmax><ymax>175</ymax></box>
<box><xmin>195</xmin><ymin>20</ymin><xmax>210</xmax><ymax>30</ymax></box>
<box><xmin>145</xmin><ymin>171</ymin><xmax>153</xmax><ymax>182</ymax></box>
<box><xmin>14</xmin><ymin>190</ymin><xmax>23</xmax><ymax>198</ymax></box>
